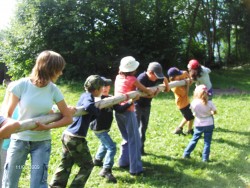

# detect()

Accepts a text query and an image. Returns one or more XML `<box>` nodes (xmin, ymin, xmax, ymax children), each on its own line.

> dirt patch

<box><xmin>213</xmin><ymin>88</ymin><xmax>250</xmax><ymax>95</ymax></box>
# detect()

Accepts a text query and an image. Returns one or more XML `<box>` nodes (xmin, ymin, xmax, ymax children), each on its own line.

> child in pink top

<box><xmin>114</xmin><ymin>56</ymin><xmax>153</xmax><ymax>175</ymax></box>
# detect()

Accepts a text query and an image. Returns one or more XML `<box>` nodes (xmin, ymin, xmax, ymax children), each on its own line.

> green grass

<box><xmin>211</xmin><ymin>64</ymin><xmax>250</xmax><ymax>91</ymax></box>
<box><xmin>1</xmin><ymin>66</ymin><xmax>250</xmax><ymax>188</ymax></box>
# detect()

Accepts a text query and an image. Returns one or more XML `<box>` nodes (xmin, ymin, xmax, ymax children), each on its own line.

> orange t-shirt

<box><xmin>171</xmin><ymin>72</ymin><xmax>190</xmax><ymax>109</ymax></box>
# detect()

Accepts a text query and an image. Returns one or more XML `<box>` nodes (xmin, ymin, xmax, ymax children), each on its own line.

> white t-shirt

<box><xmin>196</xmin><ymin>66</ymin><xmax>212</xmax><ymax>90</ymax></box>
<box><xmin>191</xmin><ymin>99</ymin><xmax>216</xmax><ymax>127</ymax></box>
<box><xmin>10</xmin><ymin>78</ymin><xmax>64</xmax><ymax>141</ymax></box>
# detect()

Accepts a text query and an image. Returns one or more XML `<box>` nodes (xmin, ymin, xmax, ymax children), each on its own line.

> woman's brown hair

<box><xmin>30</xmin><ymin>50</ymin><xmax>66</xmax><ymax>87</ymax></box>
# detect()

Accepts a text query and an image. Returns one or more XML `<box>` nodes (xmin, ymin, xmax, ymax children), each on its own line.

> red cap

<box><xmin>188</xmin><ymin>59</ymin><xmax>200</xmax><ymax>69</ymax></box>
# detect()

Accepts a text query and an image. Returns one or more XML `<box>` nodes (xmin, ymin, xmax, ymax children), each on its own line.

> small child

<box><xmin>183</xmin><ymin>84</ymin><xmax>217</xmax><ymax>162</ymax></box>
<box><xmin>167</xmin><ymin>67</ymin><xmax>194</xmax><ymax>135</ymax></box>
<box><xmin>187</xmin><ymin>59</ymin><xmax>213</xmax><ymax>99</ymax></box>
<box><xmin>135</xmin><ymin>62</ymin><xmax>169</xmax><ymax>155</ymax></box>
<box><xmin>90</xmin><ymin>77</ymin><xmax>134</xmax><ymax>183</ymax></box>
<box><xmin>0</xmin><ymin>82</ymin><xmax>20</xmax><ymax>188</ymax></box>
<box><xmin>114</xmin><ymin>56</ymin><xmax>154</xmax><ymax>176</ymax></box>
<box><xmin>0</xmin><ymin>81</ymin><xmax>20</xmax><ymax>139</ymax></box>
<box><xmin>50</xmin><ymin>75</ymin><xmax>104</xmax><ymax>188</ymax></box>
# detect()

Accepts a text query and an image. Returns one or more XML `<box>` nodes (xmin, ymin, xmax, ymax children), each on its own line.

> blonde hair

<box><xmin>193</xmin><ymin>85</ymin><xmax>208</xmax><ymax>105</ymax></box>
<box><xmin>30</xmin><ymin>50</ymin><xmax>66</xmax><ymax>86</ymax></box>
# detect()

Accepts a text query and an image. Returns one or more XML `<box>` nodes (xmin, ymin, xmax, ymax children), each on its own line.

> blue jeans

<box><xmin>115</xmin><ymin>111</ymin><xmax>143</xmax><ymax>174</ymax></box>
<box><xmin>94</xmin><ymin>131</ymin><xmax>116</xmax><ymax>169</ymax></box>
<box><xmin>183</xmin><ymin>125</ymin><xmax>214</xmax><ymax>161</ymax></box>
<box><xmin>2</xmin><ymin>139</ymin><xmax>51</xmax><ymax>188</ymax></box>
<box><xmin>135</xmin><ymin>105</ymin><xmax>151</xmax><ymax>152</ymax></box>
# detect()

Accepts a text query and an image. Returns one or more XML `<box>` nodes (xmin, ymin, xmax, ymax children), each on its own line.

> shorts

<box><xmin>180</xmin><ymin>104</ymin><xmax>194</xmax><ymax>121</ymax></box>
<box><xmin>0</xmin><ymin>116</ymin><xmax>6</xmax><ymax>126</ymax></box>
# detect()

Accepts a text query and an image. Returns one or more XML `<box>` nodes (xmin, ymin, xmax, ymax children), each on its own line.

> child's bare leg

<box><xmin>186</xmin><ymin>119</ymin><xmax>194</xmax><ymax>135</ymax></box>
<box><xmin>178</xmin><ymin>118</ymin><xmax>187</xmax><ymax>129</ymax></box>
<box><xmin>173</xmin><ymin>118</ymin><xmax>187</xmax><ymax>135</ymax></box>
<box><xmin>187</xmin><ymin>119</ymin><xmax>194</xmax><ymax>130</ymax></box>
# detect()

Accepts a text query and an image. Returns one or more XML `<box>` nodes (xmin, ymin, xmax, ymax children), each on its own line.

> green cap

<box><xmin>84</xmin><ymin>75</ymin><xmax>104</xmax><ymax>91</ymax></box>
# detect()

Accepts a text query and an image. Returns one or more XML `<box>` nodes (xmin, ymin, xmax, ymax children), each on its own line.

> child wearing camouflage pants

<box><xmin>50</xmin><ymin>75</ymin><xmax>104</xmax><ymax>188</ymax></box>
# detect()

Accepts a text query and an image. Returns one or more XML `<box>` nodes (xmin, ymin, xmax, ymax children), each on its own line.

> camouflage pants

<box><xmin>50</xmin><ymin>133</ymin><xmax>93</xmax><ymax>188</ymax></box>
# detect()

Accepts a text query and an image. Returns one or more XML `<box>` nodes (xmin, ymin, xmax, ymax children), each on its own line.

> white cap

<box><xmin>119</xmin><ymin>56</ymin><xmax>140</xmax><ymax>72</ymax></box>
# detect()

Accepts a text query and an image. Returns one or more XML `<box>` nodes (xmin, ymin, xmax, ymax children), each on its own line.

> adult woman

<box><xmin>2</xmin><ymin>50</ymin><xmax>75</xmax><ymax>188</ymax></box>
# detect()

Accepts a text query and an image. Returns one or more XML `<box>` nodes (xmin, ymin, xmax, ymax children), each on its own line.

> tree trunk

<box><xmin>185</xmin><ymin>0</ymin><xmax>201</xmax><ymax>60</ymax></box>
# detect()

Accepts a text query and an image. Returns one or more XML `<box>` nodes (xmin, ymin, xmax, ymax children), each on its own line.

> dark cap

<box><xmin>84</xmin><ymin>75</ymin><xmax>104</xmax><ymax>91</ymax></box>
<box><xmin>147</xmin><ymin>62</ymin><xmax>164</xmax><ymax>79</ymax></box>
<box><xmin>101</xmin><ymin>77</ymin><xmax>112</xmax><ymax>86</ymax></box>
<box><xmin>167</xmin><ymin>67</ymin><xmax>183</xmax><ymax>77</ymax></box>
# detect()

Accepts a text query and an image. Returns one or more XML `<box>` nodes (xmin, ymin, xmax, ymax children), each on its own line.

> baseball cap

<box><xmin>167</xmin><ymin>67</ymin><xmax>183</xmax><ymax>77</ymax></box>
<box><xmin>101</xmin><ymin>76</ymin><xmax>112</xmax><ymax>86</ymax></box>
<box><xmin>119</xmin><ymin>56</ymin><xmax>140</xmax><ymax>72</ymax></box>
<box><xmin>188</xmin><ymin>59</ymin><xmax>200</xmax><ymax>69</ymax></box>
<box><xmin>147</xmin><ymin>62</ymin><xmax>164</xmax><ymax>79</ymax></box>
<box><xmin>84</xmin><ymin>75</ymin><xmax>105</xmax><ymax>91</ymax></box>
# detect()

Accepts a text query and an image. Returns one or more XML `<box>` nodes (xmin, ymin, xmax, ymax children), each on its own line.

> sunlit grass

<box><xmin>0</xmin><ymin>67</ymin><xmax>249</xmax><ymax>188</ymax></box>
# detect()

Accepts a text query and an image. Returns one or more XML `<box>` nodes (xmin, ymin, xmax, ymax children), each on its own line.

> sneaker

<box><xmin>93</xmin><ymin>158</ymin><xmax>103</xmax><ymax>167</ymax></box>
<box><xmin>99</xmin><ymin>168</ymin><xmax>117</xmax><ymax>183</ymax></box>
<box><xmin>186</xmin><ymin>129</ymin><xmax>194</xmax><ymax>135</ymax></box>
<box><xmin>173</xmin><ymin>127</ymin><xmax>184</xmax><ymax>135</ymax></box>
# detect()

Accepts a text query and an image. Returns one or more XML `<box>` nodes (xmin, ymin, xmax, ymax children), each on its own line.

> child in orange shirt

<box><xmin>167</xmin><ymin>67</ymin><xmax>194</xmax><ymax>135</ymax></box>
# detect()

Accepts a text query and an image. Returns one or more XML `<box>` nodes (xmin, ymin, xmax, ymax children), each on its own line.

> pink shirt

<box><xmin>190</xmin><ymin>99</ymin><xmax>216</xmax><ymax>127</ymax></box>
<box><xmin>115</xmin><ymin>74</ymin><xmax>137</xmax><ymax>111</ymax></box>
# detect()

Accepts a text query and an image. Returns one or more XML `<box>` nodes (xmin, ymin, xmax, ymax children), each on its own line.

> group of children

<box><xmin>166</xmin><ymin>61</ymin><xmax>217</xmax><ymax>163</ymax></box>
<box><xmin>0</xmin><ymin>53</ymin><xmax>217</xmax><ymax>187</ymax></box>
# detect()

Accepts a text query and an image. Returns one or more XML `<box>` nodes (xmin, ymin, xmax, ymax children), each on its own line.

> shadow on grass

<box><xmin>215</xmin><ymin>127</ymin><xmax>250</xmax><ymax>136</ymax></box>
<box><xmin>213</xmin><ymin>137</ymin><xmax>249</xmax><ymax>149</ymax></box>
<box><xmin>114</xmin><ymin>151</ymin><xmax>250</xmax><ymax>188</ymax></box>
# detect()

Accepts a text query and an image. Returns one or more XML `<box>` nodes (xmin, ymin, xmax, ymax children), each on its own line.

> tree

<box><xmin>0</xmin><ymin>0</ymin><xmax>249</xmax><ymax>81</ymax></box>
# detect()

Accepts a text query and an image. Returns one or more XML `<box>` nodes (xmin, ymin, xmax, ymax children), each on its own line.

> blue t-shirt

<box><xmin>10</xmin><ymin>78</ymin><xmax>64</xmax><ymax>141</ymax></box>
<box><xmin>66</xmin><ymin>92</ymin><xmax>100</xmax><ymax>137</ymax></box>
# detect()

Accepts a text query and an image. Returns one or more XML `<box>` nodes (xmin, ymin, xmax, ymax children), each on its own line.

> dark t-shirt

<box><xmin>135</xmin><ymin>72</ymin><xmax>163</xmax><ymax>107</ymax></box>
<box><xmin>90</xmin><ymin>95</ymin><xmax>132</xmax><ymax>131</ymax></box>
<box><xmin>66</xmin><ymin>92</ymin><xmax>100</xmax><ymax>137</ymax></box>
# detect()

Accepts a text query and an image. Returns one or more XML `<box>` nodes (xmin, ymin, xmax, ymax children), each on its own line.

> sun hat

<box><xmin>147</xmin><ymin>62</ymin><xmax>164</xmax><ymax>79</ymax></box>
<box><xmin>119</xmin><ymin>56</ymin><xmax>140</xmax><ymax>72</ymax></box>
<box><xmin>84</xmin><ymin>75</ymin><xmax>105</xmax><ymax>91</ymax></box>
<box><xmin>167</xmin><ymin>67</ymin><xmax>183</xmax><ymax>77</ymax></box>
<box><xmin>188</xmin><ymin>59</ymin><xmax>200</xmax><ymax>69</ymax></box>
<box><xmin>101</xmin><ymin>76</ymin><xmax>112</xmax><ymax>86</ymax></box>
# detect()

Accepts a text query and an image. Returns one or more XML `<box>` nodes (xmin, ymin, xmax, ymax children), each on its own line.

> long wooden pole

<box><xmin>16</xmin><ymin>79</ymin><xmax>189</xmax><ymax>132</ymax></box>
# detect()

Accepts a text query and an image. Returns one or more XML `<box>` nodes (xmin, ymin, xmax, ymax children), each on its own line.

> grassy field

<box><xmin>1</xmin><ymin>66</ymin><xmax>250</xmax><ymax>188</ymax></box>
